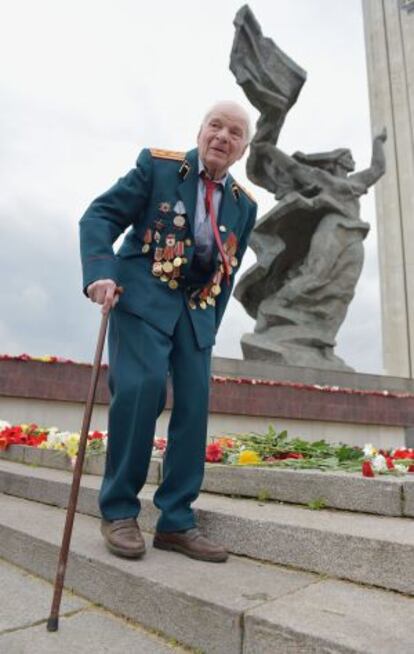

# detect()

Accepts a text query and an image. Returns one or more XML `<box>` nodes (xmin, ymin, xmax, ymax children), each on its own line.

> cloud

<box><xmin>0</xmin><ymin>0</ymin><xmax>384</xmax><ymax>373</ymax></box>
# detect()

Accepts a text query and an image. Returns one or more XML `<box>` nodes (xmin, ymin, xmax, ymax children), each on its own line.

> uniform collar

<box><xmin>198</xmin><ymin>157</ymin><xmax>228</xmax><ymax>188</ymax></box>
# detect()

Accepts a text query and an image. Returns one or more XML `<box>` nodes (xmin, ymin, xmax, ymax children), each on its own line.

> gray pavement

<box><xmin>0</xmin><ymin>559</ymin><xmax>191</xmax><ymax>654</ymax></box>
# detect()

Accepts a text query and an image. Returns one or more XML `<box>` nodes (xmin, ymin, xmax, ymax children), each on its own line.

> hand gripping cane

<box><xmin>47</xmin><ymin>288</ymin><xmax>122</xmax><ymax>632</ymax></box>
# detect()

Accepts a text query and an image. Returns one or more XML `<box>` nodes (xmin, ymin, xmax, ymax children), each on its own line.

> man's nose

<box><xmin>215</xmin><ymin>127</ymin><xmax>229</xmax><ymax>142</ymax></box>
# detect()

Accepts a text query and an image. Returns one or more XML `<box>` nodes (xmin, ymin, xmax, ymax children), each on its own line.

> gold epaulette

<box><xmin>236</xmin><ymin>182</ymin><xmax>257</xmax><ymax>204</ymax></box>
<box><xmin>150</xmin><ymin>148</ymin><xmax>186</xmax><ymax>161</ymax></box>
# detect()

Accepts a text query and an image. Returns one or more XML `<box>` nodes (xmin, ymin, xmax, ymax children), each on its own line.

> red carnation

<box><xmin>393</xmin><ymin>449</ymin><xmax>414</xmax><ymax>459</ymax></box>
<box><xmin>362</xmin><ymin>460</ymin><xmax>375</xmax><ymax>477</ymax></box>
<box><xmin>386</xmin><ymin>457</ymin><xmax>395</xmax><ymax>470</ymax></box>
<box><xmin>205</xmin><ymin>442</ymin><xmax>223</xmax><ymax>463</ymax></box>
<box><xmin>88</xmin><ymin>431</ymin><xmax>104</xmax><ymax>441</ymax></box>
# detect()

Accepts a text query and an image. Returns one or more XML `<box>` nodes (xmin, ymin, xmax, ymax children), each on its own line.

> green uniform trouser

<box><xmin>99</xmin><ymin>304</ymin><xmax>212</xmax><ymax>532</ymax></box>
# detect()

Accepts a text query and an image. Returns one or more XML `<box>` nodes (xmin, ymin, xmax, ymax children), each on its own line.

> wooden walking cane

<box><xmin>47</xmin><ymin>288</ymin><xmax>122</xmax><ymax>632</ymax></box>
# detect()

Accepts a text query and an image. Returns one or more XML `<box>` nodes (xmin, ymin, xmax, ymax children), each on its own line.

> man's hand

<box><xmin>86</xmin><ymin>279</ymin><xmax>119</xmax><ymax>315</ymax></box>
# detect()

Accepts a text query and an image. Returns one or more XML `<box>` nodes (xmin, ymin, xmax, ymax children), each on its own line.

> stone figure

<box><xmin>230</xmin><ymin>5</ymin><xmax>387</xmax><ymax>370</ymax></box>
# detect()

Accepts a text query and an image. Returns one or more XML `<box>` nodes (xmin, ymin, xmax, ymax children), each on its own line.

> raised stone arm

<box><xmin>349</xmin><ymin>128</ymin><xmax>387</xmax><ymax>190</ymax></box>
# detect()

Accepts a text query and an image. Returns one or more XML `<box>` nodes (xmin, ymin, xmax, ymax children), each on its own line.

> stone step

<box><xmin>3</xmin><ymin>445</ymin><xmax>414</xmax><ymax>517</ymax></box>
<box><xmin>1</xmin><ymin>460</ymin><xmax>414</xmax><ymax>595</ymax></box>
<box><xmin>0</xmin><ymin>494</ymin><xmax>413</xmax><ymax>654</ymax></box>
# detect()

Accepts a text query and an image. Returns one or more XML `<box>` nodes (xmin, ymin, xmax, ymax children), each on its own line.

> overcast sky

<box><xmin>0</xmin><ymin>0</ymin><xmax>383</xmax><ymax>373</ymax></box>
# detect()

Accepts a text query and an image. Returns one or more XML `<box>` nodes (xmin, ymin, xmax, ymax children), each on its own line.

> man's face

<box><xmin>339</xmin><ymin>151</ymin><xmax>355</xmax><ymax>172</ymax></box>
<box><xmin>197</xmin><ymin>107</ymin><xmax>248</xmax><ymax>179</ymax></box>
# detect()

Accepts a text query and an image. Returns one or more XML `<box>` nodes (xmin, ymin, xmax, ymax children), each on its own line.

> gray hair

<box><xmin>201</xmin><ymin>101</ymin><xmax>252</xmax><ymax>143</ymax></box>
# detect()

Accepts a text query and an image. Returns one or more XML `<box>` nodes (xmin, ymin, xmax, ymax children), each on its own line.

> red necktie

<box><xmin>204</xmin><ymin>178</ymin><xmax>231</xmax><ymax>286</ymax></box>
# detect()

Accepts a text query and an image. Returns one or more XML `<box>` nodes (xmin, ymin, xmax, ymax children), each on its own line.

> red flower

<box><xmin>205</xmin><ymin>442</ymin><xmax>223</xmax><ymax>463</ymax></box>
<box><xmin>393</xmin><ymin>449</ymin><xmax>414</xmax><ymax>460</ymax></box>
<box><xmin>1</xmin><ymin>426</ymin><xmax>26</xmax><ymax>446</ymax></box>
<box><xmin>386</xmin><ymin>457</ymin><xmax>395</xmax><ymax>470</ymax></box>
<box><xmin>88</xmin><ymin>431</ymin><xmax>104</xmax><ymax>441</ymax></box>
<box><xmin>265</xmin><ymin>452</ymin><xmax>304</xmax><ymax>461</ymax></box>
<box><xmin>362</xmin><ymin>460</ymin><xmax>375</xmax><ymax>477</ymax></box>
<box><xmin>28</xmin><ymin>432</ymin><xmax>48</xmax><ymax>447</ymax></box>
<box><xmin>408</xmin><ymin>465</ymin><xmax>414</xmax><ymax>473</ymax></box>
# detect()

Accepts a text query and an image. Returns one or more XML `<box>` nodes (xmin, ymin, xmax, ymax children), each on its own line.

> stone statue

<box><xmin>230</xmin><ymin>5</ymin><xmax>387</xmax><ymax>370</ymax></box>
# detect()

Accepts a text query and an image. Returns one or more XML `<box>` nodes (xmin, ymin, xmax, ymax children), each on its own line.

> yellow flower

<box><xmin>64</xmin><ymin>433</ymin><xmax>80</xmax><ymax>458</ymax></box>
<box><xmin>66</xmin><ymin>443</ymin><xmax>78</xmax><ymax>457</ymax></box>
<box><xmin>237</xmin><ymin>450</ymin><xmax>261</xmax><ymax>465</ymax></box>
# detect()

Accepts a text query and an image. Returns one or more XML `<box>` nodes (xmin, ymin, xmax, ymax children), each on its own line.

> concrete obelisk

<box><xmin>362</xmin><ymin>0</ymin><xmax>414</xmax><ymax>377</ymax></box>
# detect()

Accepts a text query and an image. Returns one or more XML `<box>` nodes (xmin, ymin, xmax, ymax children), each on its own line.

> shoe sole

<box><xmin>153</xmin><ymin>538</ymin><xmax>228</xmax><ymax>563</ymax></box>
<box><xmin>104</xmin><ymin>541</ymin><xmax>146</xmax><ymax>559</ymax></box>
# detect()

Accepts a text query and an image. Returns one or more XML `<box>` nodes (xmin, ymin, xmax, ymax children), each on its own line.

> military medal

<box><xmin>185</xmin><ymin>238</ymin><xmax>192</xmax><ymax>246</ymax></box>
<box><xmin>154</xmin><ymin>247</ymin><xmax>164</xmax><ymax>261</ymax></box>
<box><xmin>152</xmin><ymin>262</ymin><xmax>163</xmax><ymax>277</ymax></box>
<box><xmin>173</xmin><ymin>214</ymin><xmax>186</xmax><ymax>228</ymax></box>
<box><xmin>199</xmin><ymin>300</ymin><xmax>207</xmax><ymax>310</ymax></box>
<box><xmin>219</xmin><ymin>225</ymin><xmax>226</xmax><ymax>233</ymax></box>
<box><xmin>160</xmin><ymin>274</ymin><xmax>169</xmax><ymax>282</ymax></box>
<box><xmin>162</xmin><ymin>261</ymin><xmax>174</xmax><ymax>273</ymax></box>
<box><xmin>142</xmin><ymin>228</ymin><xmax>152</xmax><ymax>253</ymax></box>
<box><xmin>159</xmin><ymin>202</ymin><xmax>171</xmax><ymax>213</ymax></box>
<box><xmin>168</xmin><ymin>279</ymin><xmax>178</xmax><ymax>290</ymax></box>
<box><xmin>174</xmin><ymin>241</ymin><xmax>184</xmax><ymax>257</ymax></box>
<box><xmin>211</xmin><ymin>284</ymin><xmax>221</xmax><ymax>296</ymax></box>
<box><xmin>164</xmin><ymin>234</ymin><xmax>176</xmax><ymax>260</ymax></box>
<box><xmin>173</xmin><ymin>256</ymin><xmax>182</xmax><ymax>268</ymax></box>
<box><xmin>154</xmin><ymin>230</ymin><xmax>161</xmax><ymax>243</ymax></box>
<box><xmin>226</xmin><ymin>232</ymin><xmax>238</xmax><ymax>254</ymax></box>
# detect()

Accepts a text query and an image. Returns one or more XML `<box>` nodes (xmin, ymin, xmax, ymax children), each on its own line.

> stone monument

<box><xmin>230</xmin><ymin>5</ymin><xmax>387</xmax><ymax>371</ymax></box>
<box><xmin>362</xmin><ymin>0</ymin><xmax>414</xmax><ymax>377</ymax></box>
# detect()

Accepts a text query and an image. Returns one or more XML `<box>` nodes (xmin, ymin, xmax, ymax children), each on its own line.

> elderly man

<box><xmin>80</xmin><ymin>101</ymin><xmax>257</xmax><ymax>562</ymax></box>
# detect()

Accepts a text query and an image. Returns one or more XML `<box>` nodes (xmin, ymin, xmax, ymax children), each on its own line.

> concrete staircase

<box><xmin>0</xmin><ymin>455</ymin><xmax>413</xmax><ymax>653</ymax></box>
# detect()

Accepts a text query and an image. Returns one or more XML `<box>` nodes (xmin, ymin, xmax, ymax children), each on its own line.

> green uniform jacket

<box><xmin>79</xmin><ymin>147</ymin><xmax>257</xmax><ymax>349</ymax></box>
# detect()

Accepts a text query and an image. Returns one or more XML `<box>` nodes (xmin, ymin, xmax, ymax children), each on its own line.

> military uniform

<box><xmin>80</xmin><ymin>146</ymin><xmax>257</xmax><ymax>532</ymax></box>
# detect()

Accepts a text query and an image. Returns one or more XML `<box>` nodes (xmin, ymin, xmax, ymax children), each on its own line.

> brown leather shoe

<box><xmin>153</xmin><ymin>527</ymin><xmax>228</xmax><ymax>562</ymax></box>
<box><xmin>101</xmin><ymin>518</ymin><xmax>146</xmax><ymax>559</ymax></box>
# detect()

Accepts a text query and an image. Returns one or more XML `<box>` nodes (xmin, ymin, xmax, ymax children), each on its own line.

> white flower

<box><xmin>372</xmin><ymin>454</ymin><xmax>387</xmax><ymax>473</ymax></box>
<box><xmin>0</xmin><ymin>420</ymin><xmax>10</xmax><ymax>430</ymax></box>
<box><xmin>363</xmin><ymin>443</ymin><xmax>377</xmax><ymax>458</ymax></box>
<box><xmin>47</xmin><ymin>431</ymin><xmax>67</xmax><ymax>448</ymax></box>
<box><xmin>394</xmin><ymin>463</ymin><xmax>406</xmax><ymax>475</ymax></box>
